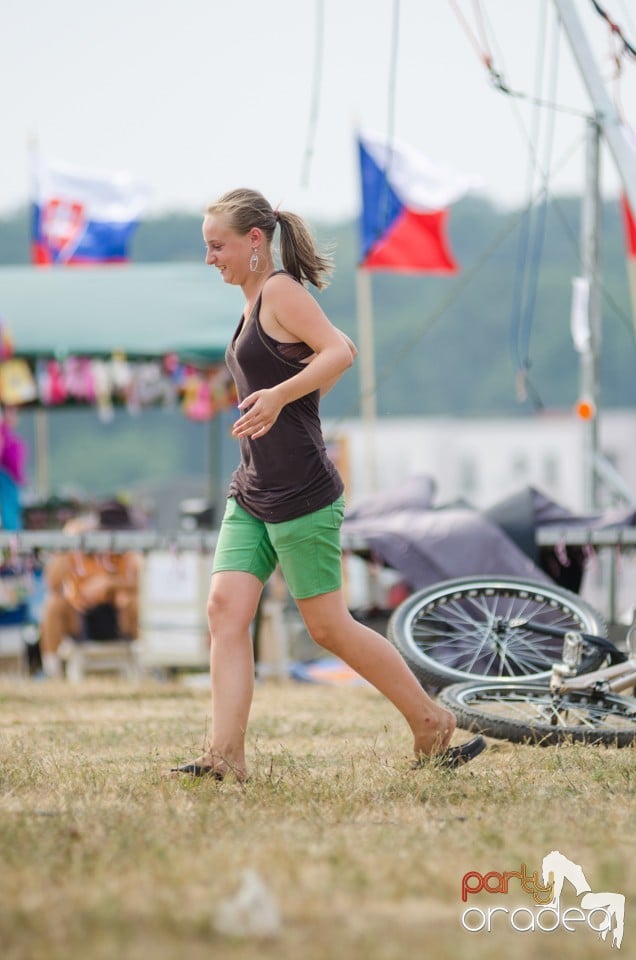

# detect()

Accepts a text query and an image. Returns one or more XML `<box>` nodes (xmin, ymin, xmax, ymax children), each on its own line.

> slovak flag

<box><xmin>358</xmin><ymin>131</ymin><xmax>477</xmax><ymax>273</ymax></box>
<box><xmin>30</xmin><ymin>154</ymin><xmax>150</xmax><ymax>265</ymax></box>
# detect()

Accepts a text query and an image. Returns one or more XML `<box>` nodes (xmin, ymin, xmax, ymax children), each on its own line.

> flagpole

<box><xmin>34</xmin><ymin>408</ymin><xmax>50</xmax><ymax>499</ymax></box>
<box><xmin>27</xmin><ymin>135</ymin><xmax>38</xmax><ymax>265</ymax></box>
<box><xmin>355</xmin><ymin>267</ymin><xmax>377</xmax><ymax>492</ymax></box>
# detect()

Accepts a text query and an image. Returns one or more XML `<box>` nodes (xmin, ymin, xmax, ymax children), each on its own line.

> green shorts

<box><xmin>212</xmin><ymin>495</ymin><xmax>346</xmax><ymax>599</ymax></box>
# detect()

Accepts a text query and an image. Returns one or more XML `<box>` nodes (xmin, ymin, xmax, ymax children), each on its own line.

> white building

<box><xmin>327</xmin><ymin>409</ymin><xmax>636</xmax><ymax>514</ymax></box>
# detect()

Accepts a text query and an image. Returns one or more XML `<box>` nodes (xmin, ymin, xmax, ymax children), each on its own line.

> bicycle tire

<box><xmin>439</xmin><ymin>680</ymin><xmax>636</xmax><ymax>746</ymax></box>
<box><xmin>387</xmin><ymin>576</ymin><xmax>607</xmax><ymax>689</ymax></box>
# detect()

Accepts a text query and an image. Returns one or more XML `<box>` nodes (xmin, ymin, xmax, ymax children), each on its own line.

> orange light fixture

<box><xmin>575</xmin><ymin>398</ymin><xmax>596</xmax><ymax>420</ymax></box>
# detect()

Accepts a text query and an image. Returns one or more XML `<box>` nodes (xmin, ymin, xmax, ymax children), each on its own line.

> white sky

<box><xmin>3</xmin><ymin>0</ymin><xmax>636</xmax><ymax>221</ymax></box>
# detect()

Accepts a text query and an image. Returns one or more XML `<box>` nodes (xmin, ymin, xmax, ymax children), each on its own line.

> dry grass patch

<box><xmin>0</xmin><ymin>677</ymin><xmax>634</xmax><ymax>960</ymax></box>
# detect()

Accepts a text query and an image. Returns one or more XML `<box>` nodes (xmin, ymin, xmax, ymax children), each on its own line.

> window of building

<box><xmin>543</xmin><ymin>452</ymin><xmax>560</xmax><ymax>489</ymax></box>
<box><xmin>458</xmin><ymin>456</ymin><xmax>478</xmax><ymax>497</ymax></box>
<box><xmin>511</xmin><ymin>452</ymin><xmax>529</xmax><ymax>479</ymax></box>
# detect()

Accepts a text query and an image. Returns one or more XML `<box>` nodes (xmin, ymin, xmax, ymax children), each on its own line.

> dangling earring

<box><xmin>249</xmin><ymin>247</ymin><xmax>259</xmax><ymax>272</ymax></box>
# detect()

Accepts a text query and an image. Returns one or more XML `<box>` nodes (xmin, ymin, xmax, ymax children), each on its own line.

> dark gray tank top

<box><xmin>225</xmin><ymin>272</ymin><xmax>343</xmax><ymax>522</ymax></box>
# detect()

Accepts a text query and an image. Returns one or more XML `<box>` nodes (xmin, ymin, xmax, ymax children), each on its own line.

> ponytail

<box><xmin>206</xmin><ymin>188</ymin><xmax>333</xmax><ymax>290</ymax></box>
<box><xmin>277</xmin><ymin>210</ymin><xmax>334</xmax><ymax>290</ymax></box>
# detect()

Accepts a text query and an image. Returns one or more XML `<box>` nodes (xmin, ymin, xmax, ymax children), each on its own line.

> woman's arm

<box><xmin>320</xmin><ymin>329</ymin><xmax>358</xmax><ymax>396</ymax></box>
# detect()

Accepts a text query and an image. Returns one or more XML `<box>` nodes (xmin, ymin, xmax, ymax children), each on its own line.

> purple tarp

<box><xmin>342</xmin><ymin>477</ymin><xmax>635</xmax><ymax>592</ymax></box>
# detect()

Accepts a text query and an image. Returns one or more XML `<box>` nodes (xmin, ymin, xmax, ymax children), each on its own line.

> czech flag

<box><xmin>30</xmin><ymin>154</ymin><xmax>149</xmax><ymax>266</ymax></box>
<box><xmin>358</xmin><ymin>131</ymin><xmax>476</xmax><ymax>273</ymax></box>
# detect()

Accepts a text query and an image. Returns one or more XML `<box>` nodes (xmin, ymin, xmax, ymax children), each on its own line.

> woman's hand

<box><xmin>232</xmin><ymin>387</ymin><xmax>284</xmax><ymax>439</ymax></box>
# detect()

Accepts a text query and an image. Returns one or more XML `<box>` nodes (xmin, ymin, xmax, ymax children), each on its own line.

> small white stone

<box><xmin>214</xmin><ymin>868</ymin><xmax>282</xmax><ymax>939</ymax></box>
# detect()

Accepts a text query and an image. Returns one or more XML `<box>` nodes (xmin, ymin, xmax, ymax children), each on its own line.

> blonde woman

<box><xmin>172</xmin><ymin>188</ymin><xmax>485</xmax><ymax>780</ymax></box>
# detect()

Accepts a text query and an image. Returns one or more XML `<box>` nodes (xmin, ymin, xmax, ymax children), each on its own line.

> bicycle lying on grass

<box><xmin>388</xmin><ymin>575</ymin><xmax>636</xmax><ymax>745</ymax></box>
<box><xmin>438</xmin><ymin>620</ymin><xmax>636</xmax><ymax>746</ymax></box>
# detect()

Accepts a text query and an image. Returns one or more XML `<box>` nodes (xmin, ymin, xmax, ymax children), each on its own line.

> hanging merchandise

<box><xmin>78</xmin><ymin>357</ymin><xmax>97</xmax><ymax>402</ymax></box>
<box><xmin>185</xmin><ymin>377</ymin><xmax>214</xmax><ymax>421</ymax></box>
<box><xmin>0</xmin><ymin>321</ymin><xmax>14</xmax><ymax>361</ymax></box>
<box><xmin>181</xmin><ymin>369</ymin><xmax>204</xmax><ymax>420</ymax></box>
<box><xmin>37</xmin><ymin>359</ymin><xmax>68</xmax><ymax>405</ymax></box>
<box><xmin>164</xmin><ymin>354</ymin><xmax>188</xmax><ymax>401</ymax></box>
<box><xmin>180</xmin><ymin>367</ymin><xmax>236</xmax><ymax>421</ymax></box>
<box><xmin>90</xmin><ymin>359</ymin><xmax>115</xmax><ymax>422</ymax></box>
<box><xmin>0</xmin><ymin>358</ymin><xmax>38</xmax><ymax>406</ymax></box>
<box><xmin>107</xmin><ymin>351</ymin><xmax>132</xmax><ymax>410</ymax></box>
<box><xmin>110</xmin><ymin>351</ymin><xmax>133</xmax><ymax>393</ymax></box>
<box><xmin>132</xmin><ymin>361</ymin><xmax>175</xmax><ymax>409</ymax></box>
<box><xmin>163</xmin><ymin>352</ymin><xmax>180</xmax><ymax>376</ymax></box>
<box><xmin>0</xmin><ymin>328</ymin><xmax>232</xmax><ymax>420</ymax></box>
<box><xmin>63</xmin><ymin>355</ymin><xmax>97</xmax><ymax>403</ymax></box>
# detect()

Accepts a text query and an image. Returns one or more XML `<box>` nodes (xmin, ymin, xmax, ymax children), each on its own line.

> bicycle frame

<box><xmin>554</xmin><ymin>657</ymin><xmax>636</xmax><ymax>695</ymax></box>
<box><xmin>548</xmin><ymin>618</ymin><xmax>636</xmax><ymax>696</ymax></box>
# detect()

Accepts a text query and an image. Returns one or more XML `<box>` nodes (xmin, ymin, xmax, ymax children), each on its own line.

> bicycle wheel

<box><xmin>439</xmin><ymin>680</ymin><xmax>636</xmax><ymax>746</ymax></box>
<box><xmin>387</xmin><ymin>576</ymin><xmax>607</xmax><ymax>689</ymax></box>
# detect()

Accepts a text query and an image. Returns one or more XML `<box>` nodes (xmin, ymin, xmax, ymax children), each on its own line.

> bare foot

<box><xmin>412</xmin><ymin>705</ymin><xmax>457</xmax><ymax>758</ymax></box>
<box><xmin>198</xmin><ymin>749</ymin><xmax>248</xmax><ymax>780</ymax></box>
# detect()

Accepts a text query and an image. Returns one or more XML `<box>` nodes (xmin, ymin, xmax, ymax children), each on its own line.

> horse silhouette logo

<box><xmin>541</xmin><ymin>850</ymin><xmax>625</xmax><ymax>949</ymax></box>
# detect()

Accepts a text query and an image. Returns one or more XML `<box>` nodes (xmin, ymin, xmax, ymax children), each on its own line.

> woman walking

<box><xmin>172</xmin><ymin>188</ymin><xmax>485</xmax><ymax>780</ymax></box>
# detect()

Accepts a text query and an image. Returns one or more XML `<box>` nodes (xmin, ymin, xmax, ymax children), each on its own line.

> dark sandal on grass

<box><xmin>413</xmin><ymin>734</ymin><xmax>487</xmax><ymax>771</ymax></box>
<box><xmin>170</xmin><ymin>761</ymin><xmax>225</xmax><ymax>779</ymax></box>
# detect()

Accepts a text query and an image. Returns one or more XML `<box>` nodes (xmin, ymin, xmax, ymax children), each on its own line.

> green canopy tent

<box><xmin>0</xmin><ymin>264</ymin><xmax>242</xmax><ymax>520</ymax></box>
<box><xmin>0</xmin><ymin>263</ymin><xmax>240</xmax><ymax>359</ymax></box>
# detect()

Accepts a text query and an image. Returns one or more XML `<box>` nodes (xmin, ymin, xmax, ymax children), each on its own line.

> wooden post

<box><xmin>355</xmin><ymin>267</ymin><xmax>377</xmax><ymax>492</ymax></box>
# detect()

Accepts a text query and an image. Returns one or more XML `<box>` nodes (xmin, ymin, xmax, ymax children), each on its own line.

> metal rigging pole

<box><xmin>553</xmin><ymin>0</ymin><xmax>636</xmax><ymax>509</ymax></box>
<box><xmin>553</xmin><ymin>0</ymin><xmax>636</xmax><ymax>212</ymax></box>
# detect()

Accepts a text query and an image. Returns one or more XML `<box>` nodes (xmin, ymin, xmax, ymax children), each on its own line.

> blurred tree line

<box><xmin>1</xmin><ymin>196</ymin><xmax>635</xmax><ymax>499</ymax></box>
<box><xmin>2</xmin><ymin>196</ymin><xmax>634</xmax><ymax>417</ymax></box>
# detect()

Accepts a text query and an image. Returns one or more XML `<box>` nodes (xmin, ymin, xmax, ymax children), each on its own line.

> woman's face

<box><xmin>202</xmin><ymin>213</ymin><xmax>252</xmax><ymax>285</ymax></box>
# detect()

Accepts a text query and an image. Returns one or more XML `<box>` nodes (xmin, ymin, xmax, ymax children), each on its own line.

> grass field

<box><xmin>1</xmin><ymin>676</ymin><xmax>634</xmax><ymax>960</ymax></box>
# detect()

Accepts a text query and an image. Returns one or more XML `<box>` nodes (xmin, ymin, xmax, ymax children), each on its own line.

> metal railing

<box><xmin>0</xmin><ymin>530</ymin><xmax>219</xmax><ymax>554</ymax></box>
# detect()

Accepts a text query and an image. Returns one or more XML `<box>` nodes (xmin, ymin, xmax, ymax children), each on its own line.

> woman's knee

<box><xmin>207</xmin><ymin>573</ymin><xmax>262</xmax><ymax>634</ymax></box>
<box><xmin>299</xmin><ymin>602</ymin><xmax>350</xmax><ymax>652</ymax></box>
<box><xmin>207</xmin><ymin>587</ymin><xmax>229</xmax><ymax>631</ymax></box>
